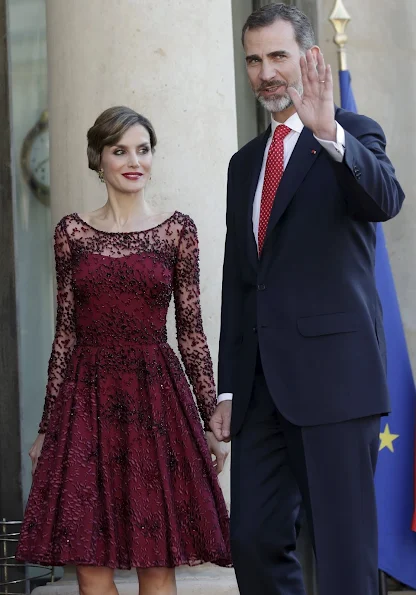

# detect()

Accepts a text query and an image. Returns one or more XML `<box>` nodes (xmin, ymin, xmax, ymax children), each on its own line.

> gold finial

<box><xmin>329</xmin><ymin>0</ymin><xmax>351</xmax><ymax>71</ymax></box>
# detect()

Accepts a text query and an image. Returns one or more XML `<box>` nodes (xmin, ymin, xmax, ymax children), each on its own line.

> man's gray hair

<box><xmin>242</xmin><ymin>3</ymin><xmax>315</xmax><ymax>52</ymax></box>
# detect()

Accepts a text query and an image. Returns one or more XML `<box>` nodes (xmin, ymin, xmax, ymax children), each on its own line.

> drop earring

<box><xmin>98</xmin><ymin>169</ymin><xmax>105</xmax><ymax>183</ymax></box>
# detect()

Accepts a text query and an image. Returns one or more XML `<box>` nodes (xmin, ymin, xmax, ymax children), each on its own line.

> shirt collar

<box><xmin>271</xmin><ymin>112</ymin><xmax>304</xmax><ymax>135</ymax></box>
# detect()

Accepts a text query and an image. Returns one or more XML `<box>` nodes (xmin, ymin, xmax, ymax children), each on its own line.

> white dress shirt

<box><xmin>218</xmin><ymin>114</ymin><xmax>346</xmax><ymax>404</ymax></box>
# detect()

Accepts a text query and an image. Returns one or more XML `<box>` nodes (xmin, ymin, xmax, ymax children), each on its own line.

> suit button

<box><xmin>253</xmin><ymin>327</ymin><xmax>257</xmax><ymax>333</ymax></box>
<box><xmin>257</xmin><ymin>284</ymin><xmax>266</xmax><ymax>291</ymax></box>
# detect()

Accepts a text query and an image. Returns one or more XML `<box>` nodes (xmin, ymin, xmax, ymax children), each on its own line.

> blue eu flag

<box><xmin>340</xmin><ymin>68</ymin><xmax>416</xmax><ymax>588</ymax></box>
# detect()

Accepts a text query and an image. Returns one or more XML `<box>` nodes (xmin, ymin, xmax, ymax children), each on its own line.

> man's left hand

<box><xmin>288</xmin><ymin>49</ymin><xmax>336</xmax><ymax>141</ymax></box>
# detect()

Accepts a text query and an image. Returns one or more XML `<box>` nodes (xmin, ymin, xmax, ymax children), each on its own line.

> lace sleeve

<box><xmin>174</xmin><ymin>217</ymin><xmax>217</xmax><ymax>430</ymax></box>
<box><xmin>39</xmin><ymin>219</ymin><xmax>76</xmax><ymax>433</ymax></box>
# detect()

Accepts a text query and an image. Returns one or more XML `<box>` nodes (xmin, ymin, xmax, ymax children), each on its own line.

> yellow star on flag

<box><xmin>379</xmin><ymin>423</ymin><xmax>399</xmax><ymax>453</ymax></box>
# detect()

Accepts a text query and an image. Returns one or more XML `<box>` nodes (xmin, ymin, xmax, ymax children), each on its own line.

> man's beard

<box><xmin>255</xmin><ymin>78</ymin><xmax>303</xmax><ymax>113</ymax></box>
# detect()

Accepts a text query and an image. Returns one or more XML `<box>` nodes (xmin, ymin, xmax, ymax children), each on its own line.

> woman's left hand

<box><xmin>205</xmin><ymin>431</ymin><xmax>230</xmax><ymax>475</ymax></box>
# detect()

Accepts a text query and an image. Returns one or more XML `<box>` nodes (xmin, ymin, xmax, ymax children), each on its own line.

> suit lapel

<box><xmin>245</xmin><ymin>126</ymin><xmax>271</xmax><ymax>271</ymax></box>
<box><xmin>263</xmin><ymin>127</ymin><xmax>322</xmax><ymax>253</ymax></box>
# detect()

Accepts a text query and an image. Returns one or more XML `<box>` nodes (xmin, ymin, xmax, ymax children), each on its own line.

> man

<box><xmin>209</xmin><ymin>4</ymin><xmax>404</xmax><ymax>595</ymax></box>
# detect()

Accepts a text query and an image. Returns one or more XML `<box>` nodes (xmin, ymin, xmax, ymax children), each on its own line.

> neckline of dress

<box><xmin>72</xmin><ymin>211</ymin><xmax>179</xmax><ymax>235</ymax></box>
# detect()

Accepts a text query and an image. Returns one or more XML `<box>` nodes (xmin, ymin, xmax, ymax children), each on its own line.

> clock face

<box><xmin>29</xmin><ymin>129</ymin><xmax>50</xmax><ymax>187</ymax></box>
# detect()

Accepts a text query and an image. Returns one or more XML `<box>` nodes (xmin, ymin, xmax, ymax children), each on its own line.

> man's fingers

<box><xmin>324</xmin><ymin>64</ymin><xmax>333</xmax><ymax>91</ymax></box>
<box><xmin>209</xmin><ymin>403</ymin><xmax>232</xmax><ymax>442</ymax></box>
<box><xmin>316</xmin><ymin>51</ymin><xmax>326</xmax><ymax>84</ymax></box>
<box><xmin>221</xmin><ymin>413</ymin><xmax>231</xmax><ymax>440</ymax></box>
<box><xmin>287</xmin><ymin>86</ymin><xmax>302</xmax><ymax>111</ymax></box>
<box><xmin>210</xmin><ymin>413</ymin><xmax>228</xmax><ymax>441</ymax></box>
<box><xmin>210</xmin><ymin>418</ymin><xmax>224</xmax><ymax>441</ymax></box>
<box><xmin>305</xmin><ymin>49</ymin><xmax>317</xmax><ymax>81</ymax></box>
<box><xmin>213</xmin><ymin>427</ymin><xmax>223</xmax><ymax>441</ymax></box>
<box><xmin>222</xmin><ymin>428</ymin><xmax>230</xmax><ymax>440</ymax></box>
<box><xmin>299</xmin><ymin>55</ymin><xmax>310</xmax><ymax>95</ymax></box>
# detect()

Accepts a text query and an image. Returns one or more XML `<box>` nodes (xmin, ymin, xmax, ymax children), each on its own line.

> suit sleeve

<box><xmin>335</xmin><ymin>117</ymin><xmax>405</xmax><ymax>222</ymax></box>
<box><xmin>218</xmin><ymin>158</ymin><xmax>244</xmax><ymax>395</ymax></box>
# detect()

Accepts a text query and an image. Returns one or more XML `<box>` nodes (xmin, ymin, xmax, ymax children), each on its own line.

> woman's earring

<box><xmin>98</xmin><ymin>169</ymin><xmax>105</xmax><ymax>183</ymax></box>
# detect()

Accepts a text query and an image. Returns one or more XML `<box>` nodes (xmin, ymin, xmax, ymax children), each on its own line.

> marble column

<box><xmin>42</xmin><ymin>0</ymin><xmax>238</xmax><ymax>592</ymax></box>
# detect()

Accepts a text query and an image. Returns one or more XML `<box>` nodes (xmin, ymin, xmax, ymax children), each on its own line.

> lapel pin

<box><xmin>311</xmin><ymin>149</ymin><xmax>317</xmax><ymax>155</ymax></box>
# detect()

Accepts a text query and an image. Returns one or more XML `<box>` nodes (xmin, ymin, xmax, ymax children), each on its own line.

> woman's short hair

<box><xmin>87</xmin><ymin>106</ymin><xmax>157</xmax><ymax>171</ymax></box>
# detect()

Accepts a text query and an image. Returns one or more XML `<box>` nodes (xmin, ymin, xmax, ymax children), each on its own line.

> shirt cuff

<box><xmin>218</xmin><ymin>392</ymin><xmax>233</xmax><ymax>403</ymax></box>
<box><xmin>314</xmin><ymin>122</ymin><xmax>345</xmax><ymax>163</ymax></box>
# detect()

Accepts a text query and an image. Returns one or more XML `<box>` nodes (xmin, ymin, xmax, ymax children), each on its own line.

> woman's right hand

<box><xmin>29</xmin><ymin>434</ymin><xmax>45</xmax><ymax>476</ymax></box>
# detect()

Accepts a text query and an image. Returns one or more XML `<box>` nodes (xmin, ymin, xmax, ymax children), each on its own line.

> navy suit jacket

<box><xmin>218</xmin><ymin>107</ymin><xmax>405</xmax><ymax>435</ymax></box>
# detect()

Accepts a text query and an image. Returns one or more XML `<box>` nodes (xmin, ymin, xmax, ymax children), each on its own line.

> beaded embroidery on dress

<box><xmin>16</xmin><ymin>211</ymin><xmax>231</xmax><ymax>569</ymax></box>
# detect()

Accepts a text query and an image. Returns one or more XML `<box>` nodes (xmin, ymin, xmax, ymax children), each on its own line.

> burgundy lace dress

<box><xmin>16</xmin><ymin>211</ymin><xmax>231</xmax><ymax>569</ymax></box>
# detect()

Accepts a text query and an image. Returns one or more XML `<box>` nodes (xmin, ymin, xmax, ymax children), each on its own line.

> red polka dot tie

<box><xmin>258</xmin><ymin>124</ymin><xmax>291</xmax><ymax>254</ymax></box>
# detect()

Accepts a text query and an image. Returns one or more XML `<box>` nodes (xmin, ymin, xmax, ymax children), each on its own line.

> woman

<box><xmin>16</xmin><ymin>106</ymin><xmax>231</xmax><ymax>595</ymax></box>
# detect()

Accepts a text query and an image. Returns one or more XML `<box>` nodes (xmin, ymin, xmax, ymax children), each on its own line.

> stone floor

<box><xmin>31</xmin><ymin>567</ymin><xmax>416</xmax><ymax>595</ymax></box>
<box><xmin>32</xmin><ymin>566</ymin><xmax>239</xmax><ymax>595</ymax></box>
<box><xmin>32</xmin><ymin>582</ymin><xmax>415</xmax><ymax>595</ymax></box>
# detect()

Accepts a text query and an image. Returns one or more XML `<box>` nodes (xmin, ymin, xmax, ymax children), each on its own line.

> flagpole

<box><xmin>329</xmin><ymin>2</ymin><xmax>387</xmax><ymax>594</ymax></box>
<box><xmin>329</xmin><ymin>0</ymin><xmax>351</xmax><ymax>72</ymax></box>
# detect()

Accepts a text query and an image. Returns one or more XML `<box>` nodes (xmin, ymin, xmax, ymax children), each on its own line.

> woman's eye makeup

<box><xmin>112</xmin><ymin>145</ymin><xmax>151</xmax><ymax>156</ymax></box>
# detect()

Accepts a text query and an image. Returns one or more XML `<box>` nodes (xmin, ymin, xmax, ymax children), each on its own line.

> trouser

<box><xmin>230</xmin><ymin>364</ymin><xmax>380</xmax><ymax>595</ymax></box>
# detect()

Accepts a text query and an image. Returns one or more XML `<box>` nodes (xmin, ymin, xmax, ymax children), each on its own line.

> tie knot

<box><xmin>273</xmin><ymin>124</ymin><xmax>291</xmax><ymax>141</ymax></box>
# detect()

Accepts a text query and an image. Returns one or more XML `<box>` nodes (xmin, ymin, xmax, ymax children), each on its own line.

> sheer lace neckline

<box><xmin>72</xmin><ymin>211</ymin><xmax>179</xmax><ymax>235</ymax></box>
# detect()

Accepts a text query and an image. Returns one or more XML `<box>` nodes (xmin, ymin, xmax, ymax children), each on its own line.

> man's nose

<box><xmin>259</xmin><ymin>62</ymin><xmax>277</xmax><ymax>82</ymax></box>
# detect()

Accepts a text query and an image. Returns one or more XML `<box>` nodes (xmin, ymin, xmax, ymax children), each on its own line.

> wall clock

<box><xmin>20</xmin><ymin>109</ymin><xmax>50</xmax><ymax>206</ymax></box>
